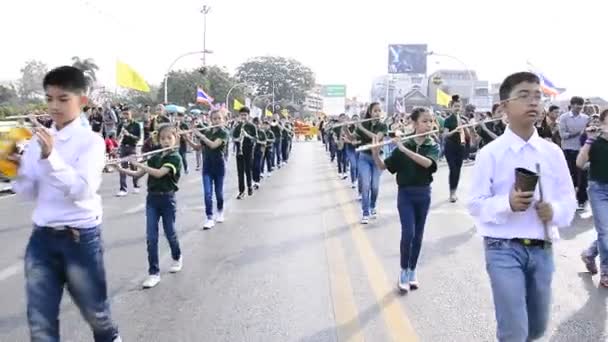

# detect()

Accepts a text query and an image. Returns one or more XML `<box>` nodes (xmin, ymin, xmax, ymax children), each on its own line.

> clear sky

<box><xmin>3</xmin><ymin>0</ymin><xmax>604</xmax><ymax>101</ymax></box>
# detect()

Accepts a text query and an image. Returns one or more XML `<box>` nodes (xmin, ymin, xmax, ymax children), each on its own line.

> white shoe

<box><xmin>351</xmin><ymin>182</ymin><xmax>357</xmax><ymax>189</ymax></box>
<box><xmin>142</xmin><ymin>274</ymin><xmax>161</xmax><ymax>288</ymax></box>
<box><xmin>361</xmin><ymin>216</ymin><xmax>370</xmax><ymax>224</ymax></box>
<box><xmin>116</xmin><ymin>190</ymin><xmax>127</xmax><ymax>197</ymax></box>
<box><xmin>133</xmin><ymin>187</ymin><xmax>141</xmax><ymax>194</ymax></box>
<box><xmin>215</xmin><ymin>211</ymin><xmax>225</xmax><ymax>223</ymax></box>
<box><xmin>169</xmin><ymin>256</ymin><xmax>183</xmax><ymax>273</ymax></box>
<box><xmin>203</xmin><ymin>219</ymin><xmax>215</xmax><ymax>230</ymax></box>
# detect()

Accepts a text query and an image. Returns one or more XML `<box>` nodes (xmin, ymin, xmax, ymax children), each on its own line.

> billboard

<box><xmin>321</xmin><ymin>85</ymin><xmax>346</xmax><ymax>97</ymax></box>
<box><xmin>388</xmin><ymin>44</ymin><xmax>427</xmax><ymax>74</ymax></box>
<box><xmin>321</xmin><ymin>85</ymin><xmax>346</xmax><ymax>116</ymax></box>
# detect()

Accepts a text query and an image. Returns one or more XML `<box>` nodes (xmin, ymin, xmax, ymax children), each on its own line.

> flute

<box><xmin>105</xmin><ymin>146</ymin><xmax>177</xmax><ymax>165</ymax></box>
<box><xmin>331</xmin><ymin>117</ymin><xmax>381</xmax><ymax>128</ymax></box>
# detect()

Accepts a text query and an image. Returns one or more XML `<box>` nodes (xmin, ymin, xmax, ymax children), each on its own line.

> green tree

<box><xmin>235</xmin><ymin>56</ymin><xmax>315</xmax><ymax>105</ymax></box>
<box><xmin>19</xmin><ymin>60</ymin><xmax>48</xmax><ymax>100</ymax></box>
<box><xmin>158</xmin><ymin>65</ymin><xmax>243</xmax><ymax>107</ymax></box>
<box><xmin>0</xmin><ymin>85</ymin><xmax>18</xmax><ymax>103</ymax></box>
<box><xmin>71</xmin><ymin>57</ymin><xmax>99</xmax><ymax>86</ymax></box>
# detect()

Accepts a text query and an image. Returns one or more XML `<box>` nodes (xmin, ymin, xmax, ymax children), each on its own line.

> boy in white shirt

<box><xmin>11</xmin><ymin>66</ymin><xmax>121</xmax><ymax>342</ymax></box>
<box><xmin>468</xmin><ymin>72</ymin><xmax>576</xmax><ymax>341</ymax></box>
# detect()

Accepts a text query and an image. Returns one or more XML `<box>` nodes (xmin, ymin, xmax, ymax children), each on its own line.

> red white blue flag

<box><xmin>196</xmin><ymin>87</ymin><xmax>214</xmax><ymax>104</ymax></box>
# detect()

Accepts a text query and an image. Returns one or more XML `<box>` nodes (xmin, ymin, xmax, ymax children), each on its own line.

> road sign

<box><xmin>322</xmin><ymin>85</ymin><xmax>346</xmax><ymax>98</ymax></box>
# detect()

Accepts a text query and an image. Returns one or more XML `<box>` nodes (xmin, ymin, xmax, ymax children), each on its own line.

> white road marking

<box><xmin>0</xmin><ymin>261</ymin><xmax>23</xmax><ymax>282</ymax></box>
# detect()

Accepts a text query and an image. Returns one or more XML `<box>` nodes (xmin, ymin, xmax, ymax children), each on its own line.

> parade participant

<box><xmin>351</xmin><ymin>102</ymin><xmax>387</xmax><ymax>224</ymax></box>
<box><xmin>443</xmin><ymin>95</ymin><xmax>466</xmax><ymax>202</ymax></box>
<box><xmin>559</xmin><ymin>96</ymin><xmax>590</xmax><ymax>211</ymax></box>
<box><xmin>332</xmin><ymin>114</ymin><xmax>348</xmax><ymax>179</ymax></box>
<box><xmin>537</xmin><ymin>105</ymin><xmax>561</xmax><ymax>146</ymax></box>
<box><xmin>343</xmin><ymin>114</ymin><xmax>361</xmax><ymax>190</ymax></box>
<box><xmin>192</xmin><ymin>116</ymin><xmax>206</xmax><ymax>171</ymax></box>
<box><xmin>468</xmin><ymin>72</ymin><xmax>576</xmax><ymax>341</ymax></box>
<box><xmin>115</xmin><ymin>124</ymin><xmax>183</xmax><ymax>288</ymax></box>
<box><xmin>271</xmin><ymin>114</ymin><xmax>283</xmax><ymax>168</ymax></box>
<box><xmin>578</xmin><ymin>110</ymin><xmax>608</xmax><ymax>285</ymax></box>
<box><xmin>371</xmin><ymin>107</ymin><xmax>439</xmax><ymax>292</ymax></box>
<box><xmin>184</xmin><ymin>110</ymin><xmax>229</xmax><ymax>230</ymax></box>
<box><xmin>176</xmin><ymin>112</ymin><xmax>190</xmax><ymax>174</ymax></box>
<box><xmin>476</xmin><ymin>103</ymin><xmax>506</xmax><ymax>148</ymax></box>
<box><xmin>116</xmin><ymin>108</ymin><xmax>141</xmax><ymax>196</ymax></box>
<box><xmin>10</xmin><ymin>66</ymin><xmax>122</xmax><ymax>341</ymax></box>
<box><xmin>280</xmin><ymin>117</ymin><xmax>293</xmax><ymax>164</ymax></box>
<box><xmin>232</xmin><ymin>107</ymin><xmax>257</xmax><ymax>199</ymax></box>
<box><xmin>251</xmin><ymin>117</ymin><xmax>267</xmax><ymax>189</ymax></box>
<box><xmin>261</xmin><ymin>120</ymin><xmax>275</xmax><ymax>177</ymax></box>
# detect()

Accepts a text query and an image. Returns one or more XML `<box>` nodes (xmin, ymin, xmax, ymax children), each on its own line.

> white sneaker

<box><xmin>351</xmin><ymin>182</ymin><xmax>357</xmax><ymax>189</ymax></box>
<box><xmin>142</xmin><ymin>274</ymin><xmax>160</xmax><ymax>288</ymax></box>
<box><xmin>215</xmin><ymin>211</ymin><xmax>225</xmax><ymax>223</ymax></box>
<box><xmin>169</xmin><ymin>256</ymin><xmax>183</xmax><ymax>273</ymax></box>
<box><xmin>203</xmin><ymin>219</ymin><xmax>215</xmax><ymax>230</ymax></box>
<box><xmin>361</xmin><ymin>216</ymin><xmax>370</xmax><ymax>224</ymax></box>
<box><xmin>116</xmin><ymin>190</ymin><xmax>128</xmax><ymax>197</ymax></box>
<box><xmin>133</xmin><ymin>187</ymin><xmax>141</xmax><ymax>194</ymax></box>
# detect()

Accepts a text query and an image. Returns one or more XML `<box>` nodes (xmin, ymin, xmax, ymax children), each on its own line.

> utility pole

<box><xmin>201</xmin><ymin>5</ymin><xmax>211</xmax><ymax>66</ymax></box>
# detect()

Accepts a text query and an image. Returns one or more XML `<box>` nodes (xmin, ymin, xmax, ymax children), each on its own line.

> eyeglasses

<box><xmin>505</xmin><ymin>93</ymin><xmax>544</xmax><ymax>103</ymax></box>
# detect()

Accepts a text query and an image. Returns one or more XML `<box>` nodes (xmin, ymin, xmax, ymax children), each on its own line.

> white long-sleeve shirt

<box><xmin>12</xmin><ymin>120</ymin><xmax>105</xmax><ymax>229</ymax></box>
<box><xmin>467</xmin><ymin>127</ymin><xmax>577</xmax><ymax>240</ymax></box>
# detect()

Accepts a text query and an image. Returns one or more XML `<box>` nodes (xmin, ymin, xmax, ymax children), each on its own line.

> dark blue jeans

<box><xmin>336</xmin><ymin>148</ymin><xmax>348</xmax><ymax>174</ymax></box>
<box><xmin>119</xmin><ymin>145</ymin><xmax>140</xmax><ymax>191</ymax></box>
<box><xmin>444</xmin><ymin>141</ymin><xmax>464</xmax><ymax>191</ymax></box>
<box><xmin>203</xmin><ymin>157</ymin><xmax>226</xmax><ymax>219</ymax></box>
<box><xmin>274</xmin><ymin>140</ymin><xmax>282</xmax><ymax>166</ymax></box>
<box><xmin>25</xmin><ymin>226</ymin><xmax>119</xmax><ymax>342</ymax></box>
<box><xmin>253</xmin><ymin>147</ymin><xmax>263</xmax><ymax>183</ymax></box>
<box><xmin>179</xmin><ymin>146</ymin><xmax>188</xmax><ymax>173</ymax></box>
<box><xmin>281</xmin><ymin>138</ymin><xmax>290</xmax><ymax>162</ymax></box>
<box><xmin>146</xmin><ymin>193</ymin><xmax>181</xmax><ymax>275</ymax></box>
<box><xmin>346</xmin><ymin>146</ymin><xmax>359</xmax><ymax>186</ymax></box>
<box><xmin>397</xmin><ymin>186</ymin><xmax>431</xmax><ymax>270</ymax></box>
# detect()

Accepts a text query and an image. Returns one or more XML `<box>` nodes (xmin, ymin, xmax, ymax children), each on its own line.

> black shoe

<box><xmin>236</xmin><ymin>192</ymin><xmax>245</xmax><ymax>200</ymax></box>
<box><xmin>248</xmin><ymin>188</ymin><xmax>253</xmax><ymax>196</ymax></box>
<box><xmin>253</xmin><ymin>184</ymin><xmax>260</xmax><ymax>190</ymax></box>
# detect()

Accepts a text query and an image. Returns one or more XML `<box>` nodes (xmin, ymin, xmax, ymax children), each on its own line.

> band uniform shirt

<box><xmin>118</xmin><ymin>120</ymin><xmax>141</xmax><ymax>147</ymax></box>
<box><xmin>146</xmin><ymin>151</ymin><xmax>182</xmax><ymax>193</ymax></box>
<box><xmin>12</xmin><ymin>119</ymin><xmax>105</xmax><ymax>229</ymax></box>
<box><xmin>477</xmin><ymin>120</ymin><xmax>506</xmax><ymax>147</ymax></box>
<box><xmin>179</xmin><ymin>122</ymin><xmax>189</xmax><ymax>150</ymax></box>
<box><xmin>271</xmin><ymin>123</ymin><xmax>282</xmax><ymax>141</ymax></box>
<box><xmin>232</xmin><ymin>122</ymin><xmax>257</xmax><ymax>148</ymax></box>
<box><xmin>355</xmin><ymin>120</ymin><xmax>388</xmax><ymax>154</ymax></box>
<box><xmin>443</xmin><ymin>113</ymin><xmax>464</xmax><ymax>145</ymax></box>
<box><xmin>383</xmin><ymin>135</ymin><xmax>440</xmax><ymax>187</ymax></box>
<box><xmin>265</xmin><ymin>129</ymin><xmax>275</xmax><ymax>149</ymax></box>
<box><xmin>559</xmin><ymin>112</ymin><xmax>589</xmax><ymax>151</ymax></box>
<box><xmin>589</xmin><ymin>136</ymin><xmax>608</xmax><ymax>184</ymax></box>
<box><xmin>467</xmin><ymin>127</ymin><xmax>577</xmax><ymax>240</ymax></box>
<box><xmin>256</xmin><ymin>129</ymin><xmax>267</xmax><ymax>151</ymax></box>
<box><xmin>200</xmin><ymin>128</ymin><xmax>229</xmax><ymax>160</ymax></box>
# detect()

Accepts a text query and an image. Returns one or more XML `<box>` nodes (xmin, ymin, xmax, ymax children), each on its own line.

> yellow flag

<box><xmin>265</xmin><ymin>109</ymin><xmax>273</xmax><ymax>117</ymax></box>
<box><xmin>116</xmin><ymin>61</ymin><xmax>150</xmax><ymax>92</ymax></box>
<box><xmin>436</xmin><ymin>88</ymin><xmax>450</xmax><ymax>107</ymax></box>
<box><xmin>233</xmin><ymin>99</ymin><xmax>244</xmax><ymax>110</ymax></box>
<box><xmin>281</xmin><ymin>108</ymin><xmax>289</xmax><ymax>117</ymax></box>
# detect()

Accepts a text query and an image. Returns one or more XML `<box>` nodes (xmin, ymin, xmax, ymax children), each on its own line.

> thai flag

<box><xmin>196</xmin><ymin>87</ymin><xmax>214</xmax><ymax>104</ymax></box>
<box><xmin>527</xmin><ymin>62</ymin><xmax>562</xmax><ymax>96</ymax></box>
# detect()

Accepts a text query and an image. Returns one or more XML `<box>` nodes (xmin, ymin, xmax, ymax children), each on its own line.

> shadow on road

<box><xmin>559</xmin><ymin>215</ymin><xmax>595</xmax><ymax>240</ymax></box>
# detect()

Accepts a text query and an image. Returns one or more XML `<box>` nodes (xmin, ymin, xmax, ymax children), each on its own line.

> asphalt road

<box><xmin>0</xmin><ymin>142</ymin><xmax>605</xmax><ymax>341</ymax></box>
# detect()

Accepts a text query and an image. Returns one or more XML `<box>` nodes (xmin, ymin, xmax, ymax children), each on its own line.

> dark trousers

<box><xmin>236</xmin><ymin>146</ymin><xmax>254</xmax><ymax>193</ymax></box>
<box><xmin>329</xmin><ymin>139</ymin><xmax>336</xmax><ymax>162</ymax></box>
<box><xmin>564</xmin><ymin>149</ymin><xmax>588</xmax><ymax>205</ymax></box>
<box><xmin>253</xmin><ymin>147</ymin><xmax>264</xmax><ymax>183</ymax></box>
<box><xmin>146</xmin><ymin>193</ymin><xmax>181</xmax><ymax>275</ymax></box>
<box><xmin>179</xmin><ymin>146</ymin><xmax>188</xmax><ymax>173</ymax></box>
<box><xmin>263</xmin><ymin>146</ymin><xmax>273</xmax><ymax>173</ymax></box>
<box><xmin>397</xmin><ymin>186</ymin><xmax>431</xmax><ymax>270</ymax></box>
<box><xmin>337</xmin><ymin>148</ymin><xmax>347</xmax><ymax>174</ymax></box>
<box><xmin>119</xmin><ymin>145</ymin><xmax>140</xmax><ymax>191</ymax></box>
<box><xmin>202</xmin><ymin>157</ymin><xmax>225</xmax><ymax>219</ymax></box>
<box><xmin>25</xmin><ymin>226</ymin><xmax>120</xmax><ymax>342</ymax></box>
<box><xmin>282</xmin><ymin>138</ymin><xmax>290</xmax><ymax>162</ymax></box>
<box><xmin>445</xmin><ymin>141</ymin><xmax>465</xmax><ymax>191</ymax></box>
<box><xmin>274</xmin><ymin>140</ymin><xmax>282</xmax><ymax>166</ymax></box>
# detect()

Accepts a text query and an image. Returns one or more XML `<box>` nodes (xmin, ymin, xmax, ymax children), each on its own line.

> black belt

<box><xmin>511</xmin><ymin>238</ymin><xmax>550</xmax><ymax>248</ymax></box>
<box><xmin>149</xmin><ymin>191</ymin><xmax>175</xmax><ymax>195</ymax></box>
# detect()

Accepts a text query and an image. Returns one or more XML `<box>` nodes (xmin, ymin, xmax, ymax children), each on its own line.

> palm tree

<box><xmin>71</xmin><ymin>57</ymin><xmax>99</xmax><ymax>85</ymax></box>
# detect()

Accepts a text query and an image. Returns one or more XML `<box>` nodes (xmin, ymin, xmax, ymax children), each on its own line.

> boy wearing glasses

<box><xmin>468</xmin><ymin>72</ymin><xmax>576</xmax><ymax>341</ymax></box>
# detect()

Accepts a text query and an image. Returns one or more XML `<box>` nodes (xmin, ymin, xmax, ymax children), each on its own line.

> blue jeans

<box><xmin>203</xmin><ymin>157</ymin><xmax>226</xmax><ymax>219</ymax></box>
<box><xmin>583</xmin><ymin>181</ymin><xmax>608</xmax><ymax>274</ymax></box>
<box><xmin>179</xmin><ymin>146</ymin><xmax>188</xmax><ymax>173</ymax></box>
<box><xmin>397</xmin><ymin>186</ymin><xmax>431</xmax><ymax>270</ymax></box>
<box><xmin>358</xmin><ymin>152</ymin><xmax>381</xmax><ymax>216</ymax></box>
<box><xmin>336</xmin><ymin>148</ymin><xmax>347</xmax><ymax>174</ymax></box>
<box><xmin>274</xmin><ymin>140</ymin><xmax>282</xmax><ymax>166</ymax></box>
<box><xmin>484</xmin><ymin>238</ymin><xmax>554</xmax><ymax>341</ymax></box>
<box><xmin>346</xmin><ymin>146</ymin><xmax>359</xmax><ymax>185</ymax></box>
<box><xmin>25</xmin><ymin>226</ymin><xmax>119</xmax><ymax>342</ymax></box>
<box><xmin>146</xmin><ymin>193</ymin><xmax>181</xmax><ymax>275</ymax></box>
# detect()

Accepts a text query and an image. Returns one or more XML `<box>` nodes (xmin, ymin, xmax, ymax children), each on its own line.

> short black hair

<box><xmin>499</xmin><ymin>72</ymin><xmax>539</xmax><ymax>101</ymax></box>
<box><xmin>570</xmin><ymin>96</ymin><xmax>584</xmax><ymax>106</ymax></box>
<box><xmin>492</xmin><ymin>103</ymin><xmax>500</xmax><ymax>114</ymax></box>
<box><xmin>43</xmin><ymin>66</ymin><xmax>88</xmax><ymax>94</ymax></box>
<box><xmin>600</xmin><ymin>109</ymin><xmax>608</xmax><ymax>123</ymax></box>
<box><xmin>252</xmin><ymin>117</ymin><xmax>260</xmax><ymax>124</ymax></box>
<box><xmin>410</xmin><ymin>107</ymin><xmax>429</xmax><ymax>122</ymax></box>
<box><xmin>548</xmin><ymin>105</ymin><xmax>560</xmax><ymax>112</ymax></box>
<box><xmin>239</xmin><ymin>106</ymin><xmax>250</xmax><ymax>114</ymax></box>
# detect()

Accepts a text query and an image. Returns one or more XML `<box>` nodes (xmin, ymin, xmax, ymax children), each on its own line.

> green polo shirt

<box><xmin>443</xmin><ymin>114</ymin><xmax>462</xmax><ymax>145</ymax></box>
<box><xmin>383</xmin><ymin>136</ymin><xmax>440</xmax><ymax>187</ymax></box>
<box><xmin>147</xmin><ymin>151</ymin><xmax>182</xmax><ymax>192</ymax></box>
<box><xmin>119</xmin><ymin>121</ymin><xmax>141</xmax><ymax>147</ymax></box>
<box><xmin>201</xmin><ymin>128</ymin><xmax>229</xmax><ymax>158</ymax></box>
<box><xmin>355</xmin><ymin>120</ymin><xmax>388</xmax><ymax>153</ymax></box>
<box><xmin>265</xmin><ymin>129</ymin><xmax>275</xmax><ymax>145</ymax></box>
<box><xmin>589</xmin><ymin>137</ymin><xmax>608</xmax><ymax>183</ymax></box>
<box><xmin>257</xmin><ymin>129</ymin><xmax>267</xmax><ymax>144</ymax></box>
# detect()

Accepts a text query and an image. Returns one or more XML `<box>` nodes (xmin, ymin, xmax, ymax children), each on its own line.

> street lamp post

<box><xmin>201</xmin><ymin>5</ymin><xmax>211</xmax><ymax>66</ymax></box>
<box><xmin>163</xmin><ymin>50</ymin><xmax>212</xmax><ymax>104</ymax></box>
<box><xmin>251</xmin><ymin>94</ymin><xmax>272</xmax><ymax>117</ymax></box>
<box><xmin>427</xmin><ymin>51</ymin><xmax>475</xmax><ymax>104</ymax></box>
